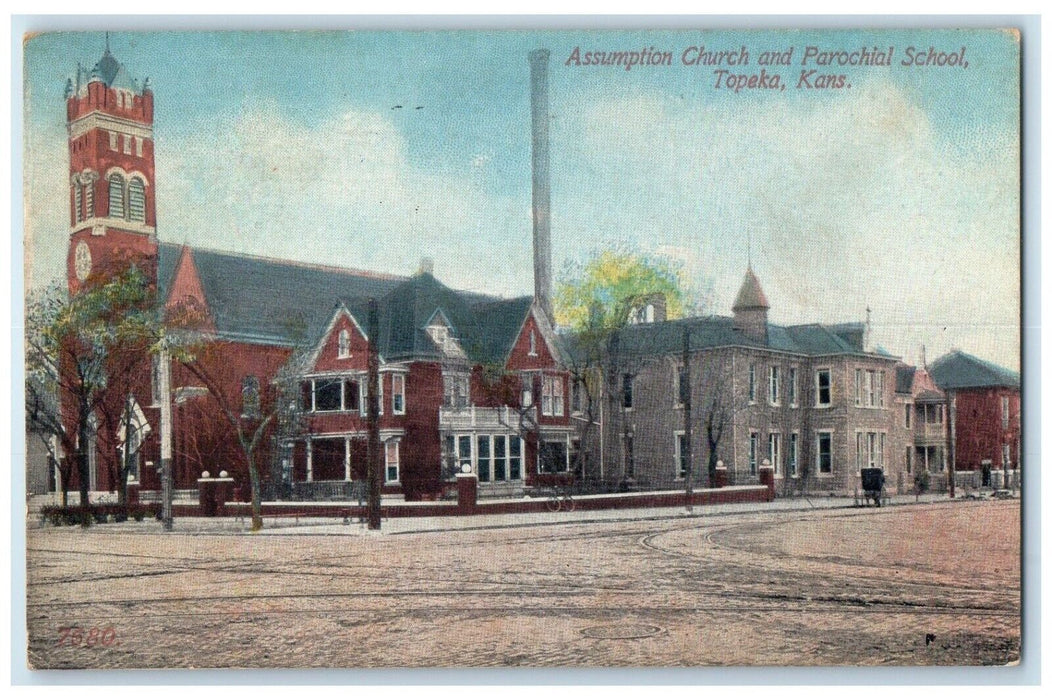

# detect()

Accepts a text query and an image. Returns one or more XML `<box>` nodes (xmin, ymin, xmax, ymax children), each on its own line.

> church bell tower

<box><xmin>65</xmin><ymin>36</ymin><xmax>157</xmax><ymax>292</ymax></box>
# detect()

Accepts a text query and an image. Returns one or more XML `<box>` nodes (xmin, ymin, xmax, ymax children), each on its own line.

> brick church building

<box><xmin>59</xmin><ymin>44</ymin><xmax>571</xmax><ymax>501</ymax></box>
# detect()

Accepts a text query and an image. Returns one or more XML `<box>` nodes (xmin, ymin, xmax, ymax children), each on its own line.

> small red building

<box><xmin>929</xmin><ymin>350</ymin><xmax>1021</xmax><ymax>480</ymax></box>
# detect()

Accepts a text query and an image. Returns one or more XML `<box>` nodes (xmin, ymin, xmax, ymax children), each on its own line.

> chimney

<box><xmin>529</xmin><ymin>49</ymin><xmax>552</xmax><ymax>321</ymax></box>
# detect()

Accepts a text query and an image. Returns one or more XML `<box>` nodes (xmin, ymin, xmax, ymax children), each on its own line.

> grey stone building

<box><xmin>572</xmin><ymin>266</ymin><xmax>912</xmax><ymax>495</ymax></box>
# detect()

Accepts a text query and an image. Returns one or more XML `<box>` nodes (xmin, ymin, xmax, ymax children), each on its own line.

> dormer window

<box><xmin>337</xmin><ymin>329</ymin><xmax>351</xmax><ymax>358</ymax></box>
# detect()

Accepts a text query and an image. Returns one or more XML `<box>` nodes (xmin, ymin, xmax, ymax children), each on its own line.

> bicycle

<box><xmin>543</xmin><ymin>485</ymin><xmax>576</xmax><ymax>512</ymax></box>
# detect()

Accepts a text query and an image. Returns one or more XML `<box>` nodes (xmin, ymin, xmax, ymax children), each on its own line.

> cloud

<box><xmin>550</xmin><ymin>79</ymin><xmax>1020</xmax><ymax>368</ymax></box>
<box><xmin>26</xmin><ymin>103</ymin><xmax>535</xmax><ymax>299</ymax></box>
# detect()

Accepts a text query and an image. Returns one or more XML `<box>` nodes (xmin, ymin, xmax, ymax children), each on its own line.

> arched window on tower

<box><xmin>128</xmin><ymin>177</ymin><xmax>146</xmax><ymax>222</ymax></box>
<box><xmin>108</xmin><ymin>174</ymin><xmax>125</xmax><ymax>219</ymax></box>
<box><xmin>73</xmin><ymin>182</ymin><xmax>82</xmax><ymax>223</ymax></box>
<box><xmin>84</xmin><ymin>178</ymin><xmax>94</xmax><ymax>219</ymax></box>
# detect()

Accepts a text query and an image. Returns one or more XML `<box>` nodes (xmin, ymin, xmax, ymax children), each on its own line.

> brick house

<box><xmin>575</xmin><ymin>267</ymin><xmax>909</xmax><ymax>495</ymax></box>
<box><xmin>929</xmin><ymin>350</ymin><xmax>1021</xmax><ymax>484</ymax></box>
<box><xmin>894</xmin><ymin>362</ymin><xmax>950</xmax><ymax>490</ymax></box>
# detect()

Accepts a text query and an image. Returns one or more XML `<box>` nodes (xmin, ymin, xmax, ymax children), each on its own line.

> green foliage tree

<box><xmin>25</xmin><ymin>263</ymin><xmax>163</xmax><ymax>512</ymax></box>
<box><xmin>554</xmin><ymin>246</ymin><xmax>697</xmax><ymax>489</ymax></box>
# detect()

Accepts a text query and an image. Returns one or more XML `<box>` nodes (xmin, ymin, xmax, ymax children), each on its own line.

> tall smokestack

<box><xmin>529</xmin><ymin>48</ymin><xmax>553</xmax><ymax>321</ymax></box>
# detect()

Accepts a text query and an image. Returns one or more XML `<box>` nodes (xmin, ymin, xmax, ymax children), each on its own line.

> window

<box><xmin>443</xmin><ymin>373</ymin><xmax>470</xmax><ymax>409</ymax></box>
<box><xmin>343</xmin><ymin>378</ymin><xmax>361</xmax><ymax>412</ymax></box>
<box><xmin>477</xmin><ymin>435</ymin><xmax>491</xmax><ymax>482</ymax></box>
<box><xmin>521</xmin><ymin>373</ymin><xmax>535</xmax><ymax>408</ymax></box>
<box><xmin>749</xmin><ymin>432</ymin><xmax>758</xmax><ymax>475</ymax></box>
<box><xmin>768</xmin><ymin>433</ymin><xmax>781</xmax><ymax>476</ymax></box>
<box><xmin>128</xmin><ymin>177</ymin><xmax>146</xmax><ymax>222</ymax></box>
<box><xmin>314</xmin><ymin>379</ymin><xmax>342</xmax><ymax>412</ymax></box>
<box><xmin>876</xmin><ymin>372</ymin><xmax>885</xmax><ymax>407</ymax></box>
<box><xmin>815</xmin><ymin>369</ymin><xmax>831</xmax><ymax>407</ymax></box>
<box><xmin>385</xmin><ymin>440</ymin><xmax>400</xmax><ymax>483</ymax></box>
<box><xmin>84</xmin><ymin>180</ymin><xmax>94</xmax><ymax>218</ymax></box>
<box><xmin>1002</xmin><ymin>443</ymin><xmax>1011</xmax><ymax>469</ymax></box>
<box><xmin>675</xmin><ymin>431</ymin><xmax>689</xmax><ymax>478</ymax></box>
<box><xmin>108</xmin><ymin>131</ymin><xmax>117</xmax><ymax>151</ymax></box>
<box><xmin>135</xmin><ymin>137</ymin><xmax>143</xmax><ymax>157</ymax></box>
<box><xmin>123</xmin><ymin>134</ymin><xmax>132</xmax><ymax>155</ymax></box>
<box><xmin>906</xmin><ymin>448</ymin><xmax>912</xmax><ymax>474</ymax></box>
<box><xmin>358</xmin><ymin>377</ymin><xmax>384</xmax><ymax>416</ymax></box>
<box><xmin>905</xmin><ymin>404</ymin><xmax>911</xmax><ymax>429</ymax></box>
<box><xmin>788</xmin><ymin>367</ymin><xmax>798</xmax><ymax>406</ymax></box>
<box><xmin>241</xmin><ymin>376</ymin><xmax>260</xmax><ymax>417</ymax></box>
<box><xmin>108</xmin><ymin>174</ymin><xmax>125</xmax><ymax>219</ymax></box>
<box><xmin>789</xmin><ymin>433</ymin><xmax>799</xmax><ymax>476</ymax></box>
<box><xmin>769</xmin><ymin>366</ymin><xmax>780</xmax><ymax>406</ymax></box>
<box><xmin>855</xmin><ymin>369</ymin><xmax>863</xmax><ymax>406</ymax></box>
<box><xmin>541</xmin><ymin>375</ymin><xmax>563</xmax><ymax>416</ymax></box>
<box><xmin>337</xmin><ymin>329</ymin><xmax>351</xmax><ymax>358</ymax></box>
<box><xmin>867</xmin><ymin>433</ymin><xmax>877</xmax><ymax>469</ymax></box>
<box><xmin>458</xmin><ymin>435</ymin><xmax>473</xmax><ymax>473</ymax></box>
<box><xmin>509</xmin><ymin>436</ymin><xmax>522</xmax><ymax>480</ymax></box>
<box><xmin>622</xmin><ymin>374</ymin><xmax>633</xmax><ymax>409</ymax></box>
<box><xmin>677</xmin><ymin>366</ymin><xmax>689</xmax><ymax>407</ymax></box>
<box><xmin>539</xmin><ymin>439</ymin><xmax>569</xmax><ymax>473</ymax></box>
<box><xmin>878</xmin><ymin>433</ymin><xmax>885</xmax><ymax>469</ymax></box>
<box><xmin>748</xmin><ymin>364</ymin><xmax>756</xmax><ymax>403</ymax></box>
<box><xmin>817</xmin><ymin>432</ymin><xmax>833</xmax><ymax>473</ymax></box>
<box><xmin>528</xmin><ymin>329</ymin><xmax>537</xmax><ymax>356</ymax></box>
<box><xmin>73</xmin><ymin>184</ymin><xmax>82</xmax><ymax>223</ymax></box>
<box><xmin>1002</xmin><ymin>396</ymin><xmax>1010</xmax><ymax>429</ymax></box>
<box><xmin>391</xmin><ymin>374</ymin><xmax>405</xmax><ymax>415</ymax></box>
<box><xmin>493</xmin><ymin>435</ymin><xmax>507</xmax><ymax>481</ymax></box>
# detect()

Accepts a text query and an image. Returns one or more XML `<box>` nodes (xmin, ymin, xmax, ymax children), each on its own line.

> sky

<box><xmin>22</xmin><ymin>29</ymin><xmax>1020</xmax><ymax>370</ymax></box>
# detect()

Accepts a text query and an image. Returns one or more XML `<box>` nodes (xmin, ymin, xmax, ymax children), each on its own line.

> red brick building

<box><xmin>929</xmin><ymin>350</ymin><xmax>1021</xmax><ymax>481</ymax></box>
<box><xmin>58</xmin><ymin>45</ymin><xmax>570</xmax><ymax>501</ymax></box>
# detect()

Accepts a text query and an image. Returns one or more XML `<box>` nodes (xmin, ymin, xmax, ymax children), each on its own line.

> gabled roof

<box><xmin>929</xmin><ymin>350</ymin><xmax>1020</xmax><ymax>391</ymax></box>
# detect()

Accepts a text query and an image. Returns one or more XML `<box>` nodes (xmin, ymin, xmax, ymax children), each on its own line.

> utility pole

<box><xmin>366</xmin><ymin>298</ymin><xmax>382</xmax><ymax>531</ymax></box>
<box><xmin>947</xmin><ymin>390</ymin><xmax>956</xmax><ymax>498</ymax></box>
<box><xmin>158</xmin><ymin>345</ymin><xmax>174</xmax><ymax>531</ymax></box>
<box><xmin>682</xmin><ymin>327</ymin><xmax>693</xmax><ymax>514</ymax></box>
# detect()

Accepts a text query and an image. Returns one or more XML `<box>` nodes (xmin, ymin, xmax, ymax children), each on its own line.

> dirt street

<box><xmin>26</xmin><ymin>499</ymin><xmax>1020</xmax><ymax>668</ymax></box>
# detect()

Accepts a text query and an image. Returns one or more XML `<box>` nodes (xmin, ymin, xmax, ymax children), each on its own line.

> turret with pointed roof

<box><xmin>731</xmin><ymin>265</ymin><xmax>770</xmax><ymax>344</ymax></box>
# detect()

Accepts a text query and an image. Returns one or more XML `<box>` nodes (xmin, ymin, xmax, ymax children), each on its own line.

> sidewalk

<box><xmin>28</xmin><ymin>491</ymin><xmax>960</xmax><ymax>536</ymax></box>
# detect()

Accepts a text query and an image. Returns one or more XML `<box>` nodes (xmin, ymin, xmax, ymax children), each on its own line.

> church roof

<box><xmin>732</xmin><ymin>266</ymin><xmax>770</xmax><ymax>311</ymax></box>
<box><xmin>158</xmin><ymin>243</ymin><xmax>532</xmax><ymax>364</ymax></box>
<box><xmin>929</xmin><ymin>350</ymin><xmax>1020</xmax><ymax>391</ymax></box>
<box><xmin>158</xmin><ymin>243</ymin><xmax>408</xmax><ymax>346</ymax></box>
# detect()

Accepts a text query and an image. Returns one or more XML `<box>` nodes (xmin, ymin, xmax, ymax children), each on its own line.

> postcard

<box><xmin>22</xmin><ymin>27</ymin><xmax>1021</xmax><ymax>669</ymax></box>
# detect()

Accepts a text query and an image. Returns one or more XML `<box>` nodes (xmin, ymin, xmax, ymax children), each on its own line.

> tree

<box><xmin>174</xmin><ymin>337</ymin><xmax>304</xmax><ymax>532</ymax></box>
<box><xmin>25</xmin><ymin>262</ymin><xmax>162</xmax><ymax>511</ymax></box>
<box><xmin>555</xmin><ymin>246</ymin><xmax>697</xmax><ymax>489</ymax></box>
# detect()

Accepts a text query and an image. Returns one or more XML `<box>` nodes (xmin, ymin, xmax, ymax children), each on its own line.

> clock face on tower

<box><xmin>74</xmin><ymin>240</ymin><xmax>92</xmax><ymax>282</ymax></box>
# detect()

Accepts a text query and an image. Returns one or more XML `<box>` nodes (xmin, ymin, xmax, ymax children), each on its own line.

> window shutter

<box><xmin>108</xmin><ymin>175</ymin><xmax>125</xmax><ymax>219</ymax></box>
<box><xmin>128</xmin><ymin>177</ymin><xmax>146</xmax><ymax>222</ymax></box>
